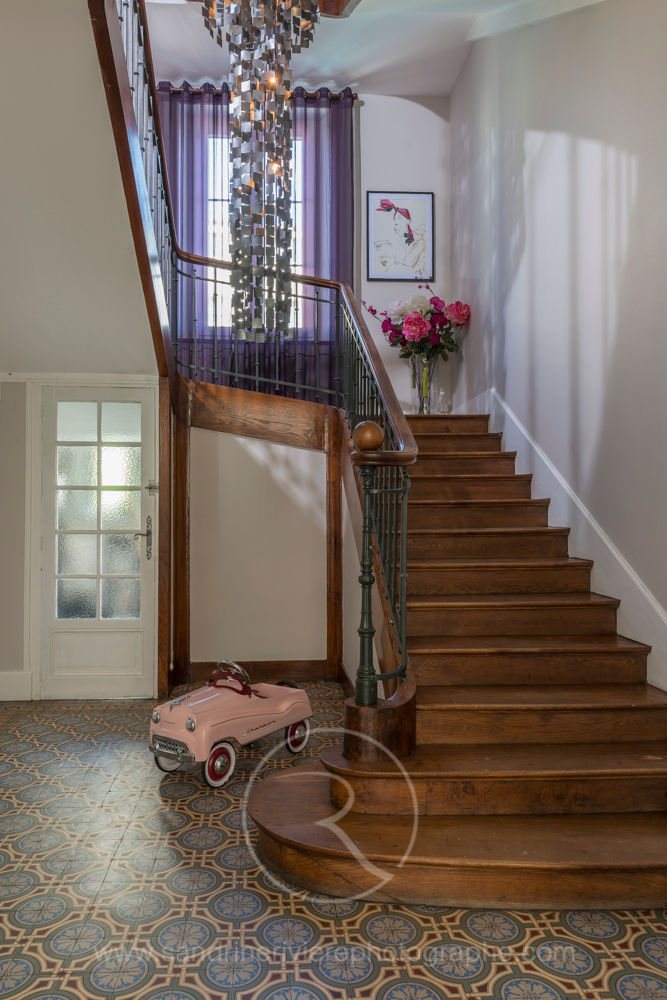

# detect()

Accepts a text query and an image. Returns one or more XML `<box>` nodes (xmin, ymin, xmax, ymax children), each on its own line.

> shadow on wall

<box><xmin>448</xmin><ymin>0</ymin><xmax>667</xmax><ymax>614</ymax></box>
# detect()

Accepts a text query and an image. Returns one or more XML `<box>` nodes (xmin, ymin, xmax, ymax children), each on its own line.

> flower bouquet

<box><xmin>363</xmin><ymin>286</ymin><xmax>471</xmax><ymax>413</ymax></box>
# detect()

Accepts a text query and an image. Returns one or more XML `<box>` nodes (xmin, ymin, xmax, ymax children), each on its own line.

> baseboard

<box><xmin>189</xmin><ymin>660</ymin><xmax>329</xmax><ymax>685</ymax></box>
<box><xmin>0</xmin><ymin>670</ymin><xmax>33</xmax><ymax>701</ymax></box>
<box><xmin>458</xmin><ymin>387</ymin><xmax>667</xmax><ymax>692</ymax></box>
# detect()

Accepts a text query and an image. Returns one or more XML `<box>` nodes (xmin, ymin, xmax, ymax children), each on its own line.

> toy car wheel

<box><xmin>285</xmin><ymin>719</ymin><xmax>310</xmax><ymax>754</ymax></box>
<box><xmin>203</xmin><ymin>741</ymin><xmax>236</xmax><ymax>788</ymax></box>
<box><xmin>154</xmin><ymin>754</ymin><xmax>181</xmax><ymax>773</ymax></box>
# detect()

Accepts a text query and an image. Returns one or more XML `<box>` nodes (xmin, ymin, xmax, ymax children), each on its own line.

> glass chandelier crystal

<box><xmin>202</xmin><ymin>1</ymin><xmax>319</xmax><ymax>341</ymax></box>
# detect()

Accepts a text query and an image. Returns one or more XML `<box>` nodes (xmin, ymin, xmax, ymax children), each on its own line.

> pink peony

<box><xmin>402</xmin><ymin>311</ymin><xmax>431</xmax><ymax>342</ymax></box>
<box><xmin>430</xmin><ymin>295</ymin><xmax>446</xmax><ymax>312</ymax></box>
<box><xmin>444</xmin><ymin>301</ymin><xmax>471</xmax><ymax>326</ymax></box>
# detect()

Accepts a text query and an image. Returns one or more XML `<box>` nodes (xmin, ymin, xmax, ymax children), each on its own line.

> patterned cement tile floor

<box><xmin>0</xmin><ymin>681</ymin><xmax>666</xmax><ymax>1000</ymax></box>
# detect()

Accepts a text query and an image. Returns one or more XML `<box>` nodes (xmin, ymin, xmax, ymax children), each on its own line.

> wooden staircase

<box><xmin>249</xmin><ymin>414</ymin><xmax>667</xmax><ymax>907</ymax></box>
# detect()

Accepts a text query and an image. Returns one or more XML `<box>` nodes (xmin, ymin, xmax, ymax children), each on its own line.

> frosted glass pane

<box><xmin>57</xmin><ymin>402</ymin><xmax>98</xmax><ymax>442</ymax></box>
<box><xmin>57</xmin><ymin>579</ymin><xmax>96</xmax><ymax>619</ymax></box>
<box><xmin>101</xmin><ymin>579</ymin><xmax>140</xmax><ymax>619</ymax></box>
<box><xmin>101</xmin><ymin>403</ymin><xmax>141</xmax><ymax>442</ymax></box>
<box><xmin>101</xmin><ymin>447</ymin><xmax>141</xmax><ymax>486</ymax></box>
<box><xmin>58</xmin><ymin>491</ymin><xmax>97</xmax><ymax>530</ymax></box>
<box><xmin>102</xmin><ymin>534</ymin><xmax>140</xmax><ymax>575</ymax></box>
<box><xmin>57</xmin><ymin>447</ymin><xmax>98</xmax><ymax>487</ymax></box>
<box><xmin>101</xmin><ymin>491</ymin><xmax>141</xmax><ymax>530</ymax></box>
<box><xmin>58</xmin><ymin>534</ymin><xmax>97</xmax><ymax>575</ymax></box>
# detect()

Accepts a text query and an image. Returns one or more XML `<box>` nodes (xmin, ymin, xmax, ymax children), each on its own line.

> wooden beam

<box><xmin>157</xmin><ymin>377</ymin><xmax>172</xmax><ymax>697</ymax></box>
<box><xmin>188</xmin><ymin>379</ymin><xmax>327</xmax><ymax>451</ymax></box>
<box><xmin>325</xmin><ymin>408</ymin><xmax>343</xmax><ymax>681</ymax></box>
<box><xmin>172</xmin><ymin>412</ymin><xmax>190</xmax><ymax>685</ymax></box>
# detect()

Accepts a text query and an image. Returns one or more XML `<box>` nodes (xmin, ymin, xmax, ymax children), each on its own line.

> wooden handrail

<box><xmin>173</xmin><ymin>247</ymin><xmax>418</xmax><ymax>468</ymax></box>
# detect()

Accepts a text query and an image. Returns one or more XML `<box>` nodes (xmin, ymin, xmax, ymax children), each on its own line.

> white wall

<box><xmin>449</xmin><ymin>0</ymin><xmax>667</xmax><ymax>687</ymax></box>
<box><xmin>357</xmin><ymin>94</ymin><xmax>453</xmax><ymax>412</ymax></box>
<box><xmin>190</xmin><ymin>430</ymin><xmax>327</xmax><ymax>662</ymax></box>
<box><xmin>0</xmin><ymin>384</ymin><xmax>26</xmax><ymax>681</ymax></box>
<box><xmin>0</xmin><ymin>0</ymin><xmax>156</xmax><ymax>375</ymax></box>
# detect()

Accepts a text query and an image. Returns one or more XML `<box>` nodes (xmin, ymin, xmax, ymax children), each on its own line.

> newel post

<box><xmin>353</xmin><ymin>421</ymin><xmax>384</xmax><ymax>707</ymax></box>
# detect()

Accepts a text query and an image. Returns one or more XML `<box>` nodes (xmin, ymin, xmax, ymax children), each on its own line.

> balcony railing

<box><xmin>110</xmin><ymin>0</ymin><xmax>417</xmax><ymax>705</ymax></box>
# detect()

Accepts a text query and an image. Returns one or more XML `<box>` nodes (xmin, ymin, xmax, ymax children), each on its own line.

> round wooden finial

<box><xmin>353</xmin><ymin>421</ymin><xmax>384</xmax><ymax>451</ymax></box>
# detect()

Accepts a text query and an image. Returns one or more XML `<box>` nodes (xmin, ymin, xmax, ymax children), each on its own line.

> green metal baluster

<box><xmin>356</xmin><ymin>465</ymin><xmax>378</xmax><ymax>707</ymax></box>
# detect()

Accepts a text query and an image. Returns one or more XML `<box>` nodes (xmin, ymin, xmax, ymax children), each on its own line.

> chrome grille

<box><xmin>153</xmin><ymin>735</ymin><xmax>190</xmax><ymax>756</ymax></box>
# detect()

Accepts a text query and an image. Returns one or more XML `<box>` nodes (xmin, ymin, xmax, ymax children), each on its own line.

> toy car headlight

<box><xmin>151</xmin><ymin>709</ymin><xmax>160</xmax><ymax>724</ymax></box>
<box><xmin>186</xmin><ymin>717</ymin><xmax>196</xmax><ymax>732</ymax></box>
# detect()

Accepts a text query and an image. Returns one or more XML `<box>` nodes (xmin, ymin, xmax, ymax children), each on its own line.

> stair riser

<box><xmin>407</xmin><ymin>606</ymin><xmax>617</xmax><ymax>637</ymax></box>
<box><xmin>408</xmin><ymin>533</ymin><xmax>569</xmax><ymax>560</ymax></box>
<box><xmin>417</xmin><ymin>708</ymin><xmax>667</xmax><ymax>744</ymax></box>
<box><xmin>329</xmin><ymin>775</ymin><xmax>667</xmax><ymax>817</ymax></box>
<box><xmin>408</xmin><ymin>416</ymin><xmax>490</xmax><ymax>433</ymax></box>
<box><xmin>413</xmin><ymin>435</ymin><xmax>502</xmax><ymax>454</ymax></box>
<box><xmin>409</xmin><ymin>651</ymin><xmax>648</xmax><ymax>686</ymax></box>
<box><xmin>408</xmin><ymin>503</ymin><xmax>549</xmax><ymax>529</ymax></box>
<box><xmin>407</xmin><ymin>565</ymin><xmax>591</xmax><ymax>595</ymax></box>
<box><xmin>410</xmin><ymin>477</ymin><xmax>532</xmax><ymax>500</ymax></box>
<box><xmin>256</xmin><ymin>833</ymin><xmax>667</xmax><ymax>908</ymax></box>
<box><xmin>415</xmin><ymin>455</ymin><xmax>516</xmax><ymax>475</ymax></box>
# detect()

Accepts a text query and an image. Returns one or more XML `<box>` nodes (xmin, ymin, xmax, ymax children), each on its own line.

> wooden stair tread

<box><xmin>407</xmin><ymin>633</ymin><xmax>652</xmax><ymax>653</ymax></box>
<box><xmin>416</xmin><ymin>683</ymin><xmax>667</xmax><ymax>710</ymax></box>
<box><xmin>407</xmin><ymin>557</ymin><xmax>592</xmax><ymax>569</ymax></box>
<box><xmin>415</xmin><ymin>450</ymin><xmax>517</xmax><ymax>459</ymax></box>
<box><xmin>407</xmin><ymin>592</ymin><xmax>619</xmax><ymax>610</ymax></box>
<box><xmin>321</xmin><ymin>742</ymin><xmax>667</xmax><ymax>779</ymax></box>
<box><xmin>250</xmin><ymin>763</ymin><xmax>667</xmax><ymax>869</ymax></box>
<box><xmin>407</xmin><ymin>414</ymin><xmax>490</xmax><ymax>425</ymax></box>
<box><xmin>410</xmin><ymin>498</ymin><xmax>549</xmax><ymax>507</ymax></box>
<box><xmin>410</xmin><ymin>472</ymin><xmax>531</xmax><ymax>481</ymax></box>
<box><xmin>408</xmin><ymin>526</ymin><xmax>569</xmax><ymax>536</ymax></box>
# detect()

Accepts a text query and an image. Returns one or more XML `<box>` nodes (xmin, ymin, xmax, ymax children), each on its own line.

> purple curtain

<box><xmin>156</xmin><ymin>82</ymin><xmax>354</xmax><ymax>400</ymax></box>
<box><xmin>292</xmin><ymin>86</ymin><xmax>355</xmax><ymax>286</ymax></box>
<box><xmin>157</xmin><ymin>82</ymin><xmax>230</xmax><ymax>258</ymax></box>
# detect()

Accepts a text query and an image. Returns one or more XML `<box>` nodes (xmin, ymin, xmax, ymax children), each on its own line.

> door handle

<box><xmin>134</xmin><ymin>515</ymin><xmax>152</xmax><ymax>560</ymax></box>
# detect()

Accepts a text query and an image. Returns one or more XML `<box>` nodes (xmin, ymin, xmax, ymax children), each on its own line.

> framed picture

<box><xmin>367</xmin><ymin>191</ymin><xmax>434</xmax><ymax>282</ymax></box>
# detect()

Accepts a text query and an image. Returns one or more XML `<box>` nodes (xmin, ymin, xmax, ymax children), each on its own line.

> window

<box><xmin>206</xmin><ymin>136</ymin><xmax>303</xmax><ymax>326</ymax></box>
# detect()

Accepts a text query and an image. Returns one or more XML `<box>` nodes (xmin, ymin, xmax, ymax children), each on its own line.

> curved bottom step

<box><xmin>248</xmin><ymin>762</ymin><xmax>667</xmax><ymax>908</ymax></box>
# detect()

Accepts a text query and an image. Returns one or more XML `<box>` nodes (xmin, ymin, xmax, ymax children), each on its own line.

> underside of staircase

<box><xmin>249</xmin><ymin>413</ymin><xmax>667</xmax><ymax>908</ymax></box>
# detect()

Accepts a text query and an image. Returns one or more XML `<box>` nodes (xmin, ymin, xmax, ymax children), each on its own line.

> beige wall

<box><xmin>0</xmin><ymin>384</ymin><xmax>26</xmax><ymax>676</ymax></box>
<box><xmin>358</xmin><ymin>94</ymin><xmax>453</xmax><ymax>413</ymax></box>
<box><xmin>449</xmin><ymin>0</ymin><xmax>667</xmax><ymax>685</ymax></box>
<box><xmin>189</xmin><ymin>429</ymin><xmax>327</xmax><ymax>662</ymax></box>
<box><xmin>0</xmin><ymin>0</ymin><xmax>156</xmax><ymax>375</ymax></box>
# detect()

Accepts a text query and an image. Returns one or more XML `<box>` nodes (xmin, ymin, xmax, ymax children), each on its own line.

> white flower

<box><xmin>387</xmin><ymin>299</ymin><xmax>409</xmax><ymax>322</ymax></box>
<box><xmin>408</xmin><ymin>293</ymin><xmax>431</xmax><ymax>315</ymax></box>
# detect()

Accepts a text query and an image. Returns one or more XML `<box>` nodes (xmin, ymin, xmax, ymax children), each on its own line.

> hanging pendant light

<box><xmin>201</xmin><ymin>0</ymin><xmax>319</xmax><ymax>342</ymax></box>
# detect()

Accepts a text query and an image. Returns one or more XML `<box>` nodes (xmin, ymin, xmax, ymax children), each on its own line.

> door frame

<box><xmin>25</xmin><ymin>374</ymin><xmax>160</xmax><ymax>700</ymax></box>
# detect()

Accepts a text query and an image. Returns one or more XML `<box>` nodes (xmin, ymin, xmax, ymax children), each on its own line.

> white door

<box><xmin>40</xmin><ymin>387</ymin><xmax>157</xmax><ymax>698</ymax></box>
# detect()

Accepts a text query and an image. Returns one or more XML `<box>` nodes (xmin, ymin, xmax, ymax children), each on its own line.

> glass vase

<box><xmin>410</xmin><ymin>356</ymin><xmax>438</xmax><ymax>414</ymax></box>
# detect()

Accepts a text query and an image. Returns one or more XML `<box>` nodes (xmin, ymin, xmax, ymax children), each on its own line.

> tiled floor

<box><xmin>0</xmin><ymin>682</ymin><xmax>666</xmax><ymax>1000</ymax></box>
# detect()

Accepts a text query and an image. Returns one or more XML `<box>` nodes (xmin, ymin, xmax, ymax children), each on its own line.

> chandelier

<box><xmin>202</xmin><ymin>1</ymin><xmax>319</xmax><ymax>341</ymax></box>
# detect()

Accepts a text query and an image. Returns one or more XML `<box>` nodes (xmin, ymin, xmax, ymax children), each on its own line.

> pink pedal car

<box><xmin>149</xmin><ymin>661</ymin><xmax>313</xmax><ymax>787</ymax></box>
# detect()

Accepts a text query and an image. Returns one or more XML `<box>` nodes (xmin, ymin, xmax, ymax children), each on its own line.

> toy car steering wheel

<box><xmin>208</xmin><ymin>660</ymin><xmax>252</xmax><ymax>696</ymax></box>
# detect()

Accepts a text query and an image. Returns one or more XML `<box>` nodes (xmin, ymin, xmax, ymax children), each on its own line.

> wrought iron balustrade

<box><xmin>108</xmin><ymin>0</ymin><xmax>417</xmax><ymax>705</ymax></box>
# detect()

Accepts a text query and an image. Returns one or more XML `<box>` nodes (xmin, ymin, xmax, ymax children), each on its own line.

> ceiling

<box><xmin>145</xmin><ymin>0</ymin><xmax>605</xmax><ymax>97</ymax></box>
